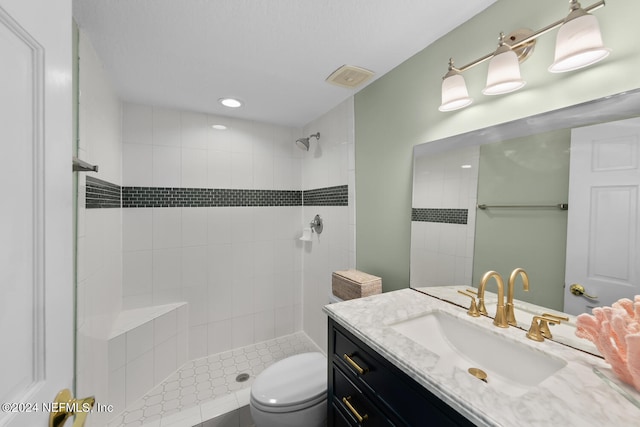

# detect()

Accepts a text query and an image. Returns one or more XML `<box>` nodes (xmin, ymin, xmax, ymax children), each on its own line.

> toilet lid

<box><xmin>251</xmin><ymin>352</ymin><xmax>327</xmax><ymax>412</ymax></box>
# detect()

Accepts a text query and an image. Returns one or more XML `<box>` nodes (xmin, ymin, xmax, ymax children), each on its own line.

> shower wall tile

<box><xmin>153</xmin><ymin>248</ymin><xmax>182</xmax><ymax>291</ymax></box>
<box><xmin>152</xmin><ymin>208</ymin><xmax>182</xmax><ymax>249</ymax></box>
<box><xmin>126</xmin><ymin>321</ymin><xmax>154</xmax><ymax>362</ymax></box>
<box><xmin>207</xmin><ymin>319</ymin><xmax>232</xmax><ymax>355</ymax></box>
<box><xmin>76</xmin><ymin>31</ymin><xmax>123</xmax><ymax>427</ymax></box>
<box><xmin>154</xmin><ymin>310</ymin><xmax>177</xmax><ymax>344</ymax></box>
<box><xmin>182</xmin><ymin>207</ymin><xmax>208</xmax><ymax>247</ymax></box>
<box><xmin>153</xmin><ymin>146</ymin><xmax>181</xmax><ymax>187</ymax></box>
<box><xmin>207</xmin><ymin>116</ymin><xmax>233</xmax><ymax>152</ymax></box>
<box><xmin>121</xmin><ymin>99</ymin><xmax>355</xmax><ymax>362</ymax></box>
<box><xmin>189</xmin><ymin>324</ymin><xmax>208</xmax><ymax>360</ymax></box>
<box><xmin>154</xmin><ymin>335</ymin><xmax>178</xmax><ymax>384</ymax></box>
<box><xmin>254</xmin><ymin>309</ymin><xmax>276</xmax><ymax>342</ymax></box>
<box><xmin>180</xmin><ymin>246</ymin><xmax>208</xmax><ymax>288</ymax></box>
<box><xmin>301</xmin><ymin>98</ymin><xmax>355</xmax><ymax>352</ymax></box>
<box><xmin>207</xmin><ymin>150</ymin><xmax>232</xmax><ymax>188</ymax></box>
<box><xmin>122</xmin><ymin>104</ymin><xmax>153</xmax><ymax>145</ymax></box>
<box><xmin>182</xmin><ymin>285</ymin><xmax>208</xmax><ymax>326</ymax></box>
<box><xmin>126</xmin><ymin>350</ymin><xmax>155</xmax><ymax>406</ymax></box>
<box><xmin>122</xmin><ymin>208</ymin><xmax>152</xmax><ymax>251</ymax></box>
<box><xmin>231</xmin><ymin>314</ymin><xmax>254</xmax><ymax>348</ymax></box>
<box><xmin>253</xmin><ymin>156</ymin><xmax>274</xmax><ymax>189</ymax></box>
<box><xmin>123</xmin><ymin>250</ymin><xmax>152</xmax><ymax>298</ymax></box>
<box><xmin>152</xmin><ymin>108</ymin><xmax>182</xmax><ymax>147</ymax></box>
<box><xmin>123</xmin><ymin>143</ymin><xmax>153</xmax><ymax>187</ymax></box>
<box><xmin>108</xmin><ymin>334</ymin><xmax>126</xmax><ymax>373</ymax></box>
<box><xmin>275</xmin><ymin>306</ymin><xmax>295</xmax><ymax>336</ymax></box>
<box><xmin>181</xmin><ymin>111</ymin><xmax>209</xmax><ymax>149</ymax></box>
<box><xmin>182</xmin><ymin>147</ymin><xmax>208</xmax><ymax>188</ymax></box>
<box><xmin>230</xmin><ymin>152</ymin><xmax>254</xmax><ymax>189</ymax></box>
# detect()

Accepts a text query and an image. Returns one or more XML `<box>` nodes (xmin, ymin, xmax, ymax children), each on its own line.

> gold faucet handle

<box><xmin>526</xmin><ymin>315</ymin><xmax>561</xmax><ymax>342</ymax></box>
<box><xmin>457</xmin><ymin>290</ymin><xmax>480</xmax><ymax>317</ymax></box>
<box><xmin>539</xmin><ymin>313</ymin><xmax>569</xmax><ymax>339</ymax></box>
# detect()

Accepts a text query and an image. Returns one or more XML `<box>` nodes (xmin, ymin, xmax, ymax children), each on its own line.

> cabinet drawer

<box><xmin>331</xmin><ymin>321</ymin><xmax>475</xmax><ymax>427</ymax></box>
<box><xmin>331</xmin><ymin>401</ymin><xmax>354</xmax><ymax>427</ymax></box>
<box><xmin>333</xmin><ymin>364</ymin><xmax>392</xmax><ymax>427</ymax></box>
<box><xmin>334</xmin><ymin>327</ymin><xmax>378</xmax><ymax>379</ymax></box>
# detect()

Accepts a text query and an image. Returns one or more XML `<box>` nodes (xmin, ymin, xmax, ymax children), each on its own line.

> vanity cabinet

<box><xmin>328</xmin><ymin>318</ymin><xmax>475</xmax><ymax>427</ymax></box>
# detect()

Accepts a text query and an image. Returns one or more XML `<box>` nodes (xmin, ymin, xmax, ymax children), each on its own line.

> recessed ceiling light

<box><xmin>461</xmin><ymin>164</ymin><xmax>472</xmax><ymax>169</ymax></box>
<box><xmin>211</xmin><ymin>124</ymin><xmax>228</xmax><ymax>130</ymax></box>
<box><xmin>218</xmin><ymin>98</ymin><xmax>243</xmax><ymax>108</ymax></box>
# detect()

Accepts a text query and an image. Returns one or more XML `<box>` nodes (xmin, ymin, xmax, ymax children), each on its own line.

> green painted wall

<box><xmin>356</xmin><ymin>0</ymin><xmax>640</xmax><ymax>292</ymax></box>
<box><xmin>472</xmin><ymin>129</ymin><xmax>570</xmax><ymax>311</ymax></box>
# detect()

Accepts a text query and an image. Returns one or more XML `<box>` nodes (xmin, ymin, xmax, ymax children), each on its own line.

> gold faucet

<box><xmin>526</xmin><ymin>315</ymin><xmax>561</xmax><ymax>342</ymax></box>
<box><xmin>506</xmin><ymin>268</ymin><xmax>529</xmax><ymax>326</ymax></box>
<box><xmin>457</xmin><ymin>290</ymin><xmax>480</xmax><ymax>317</ymax></box>
<box><xmin>477</xmin><ymin>271</ymin><xmax>508</xmax><ymax>328</ymax></box>
<box><xmin>539</xmin><ymin>313</ymin><xmax>569</xmax><ymax>339</ymax></box>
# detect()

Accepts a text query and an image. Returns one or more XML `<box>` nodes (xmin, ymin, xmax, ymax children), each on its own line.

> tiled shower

<box><xmin>75</xmin><ymin>31</ymin><xmax>355</xmax><ymax>426</ymax></box>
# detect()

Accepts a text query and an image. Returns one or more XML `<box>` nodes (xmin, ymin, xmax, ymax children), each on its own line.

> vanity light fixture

<box><xmin>482</xmin><ymin>32</ymin><xmax>526</xmax><ymax>96</ymax></box>
<box><xmin>438</xmin><ymin>59</ymin><xmax>473</xmax><ymax>112</ymax></box>
<box><xmin>439</xmin><ymin>0</ymin><xmax>608</xmax><ymax>112</ymax></box>
<box><xmin>218</xmin><ymin>97</ymin><xmax>243</xmax><ymax>108</ymax></box>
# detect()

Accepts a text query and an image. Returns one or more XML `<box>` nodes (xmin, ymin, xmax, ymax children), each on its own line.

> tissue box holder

<box><xmin>332</xmin><ymin>270</ymin><xmax>382</xmax><ymax>301</ymax></box>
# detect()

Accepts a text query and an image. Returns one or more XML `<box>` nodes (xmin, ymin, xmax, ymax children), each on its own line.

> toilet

<box><xmin>250</xmin><ymin>352</ymin><xmax>327</xmax><ymax>427</ymax></box>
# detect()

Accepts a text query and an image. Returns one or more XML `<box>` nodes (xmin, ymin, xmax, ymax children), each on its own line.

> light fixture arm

<box><xmin>452</xmin><ymin>0</ymin><xmax>605</xmax><ymax>74</ymax></box>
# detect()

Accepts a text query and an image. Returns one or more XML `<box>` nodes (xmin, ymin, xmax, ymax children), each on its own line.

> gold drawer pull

<box><xmin>343</xmin><ymin>353</ymin><xmax>368</xmax><ymax>375</ymax></box>
<box><xmin>342</xmin><ymin>396</ymin><xmax>368</xmax><ymax>423</ymax></box>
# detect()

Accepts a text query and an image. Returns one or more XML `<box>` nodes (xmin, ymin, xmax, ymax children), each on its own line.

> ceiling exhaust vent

<box><xmin>325</xmin><ymin>65</ymin><xmax>374</xmax><ymax>89</ymax></box>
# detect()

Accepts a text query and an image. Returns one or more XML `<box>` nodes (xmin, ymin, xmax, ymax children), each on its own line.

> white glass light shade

<box><xmin>439</xmin><ymin>73</ymin><xmax>473</xmax><ymax>112</ymax></box>
<box><xmin>482</xmin><ymin>48</ymin><xmax>526</xmax><ymax>96</ymax></box>
<box><xmin>549</xmin><ymin>14</ymin><xmax>610</xmax><ymax>73</ymax></box>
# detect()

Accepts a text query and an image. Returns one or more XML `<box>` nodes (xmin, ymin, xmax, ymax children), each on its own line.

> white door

<box><xmin>0</xmin><ymin>0</ymin><xmax>73</xmax><ymax>426</ymax></box>
<box><xmin>564</xmin><ymin>117</ymin><xmax>640</xmax><ymax>315</ymax></box>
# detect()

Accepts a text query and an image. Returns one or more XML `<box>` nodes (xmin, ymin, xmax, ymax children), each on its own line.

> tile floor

<box><xmin>108</xmin><ymin>332</ymin><xmax>322</xmax><ymax>427</ymax></box>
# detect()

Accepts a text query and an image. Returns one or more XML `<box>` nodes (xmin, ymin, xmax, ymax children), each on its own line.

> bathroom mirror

<box><xmin>410</xmin><ymin>89</ymin><xmax>640</xmax><ymax>354</ymax></box>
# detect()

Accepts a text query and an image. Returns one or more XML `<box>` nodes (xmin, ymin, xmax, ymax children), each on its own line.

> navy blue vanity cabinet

<box><xmin>328</xmin><ymin>318</ymin><xmax>476</xmax><ymax>427</ymax></box>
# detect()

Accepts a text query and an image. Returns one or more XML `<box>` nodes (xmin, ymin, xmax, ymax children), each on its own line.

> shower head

<box><xmin>296</xmin><ymin>137</ymin><xmax>310</xmax><ymax>151</ymax></box>
<box><xmin>295</xmin><ymin>132</ymin><xmax>320</xmax><ymax>151</ymax></box>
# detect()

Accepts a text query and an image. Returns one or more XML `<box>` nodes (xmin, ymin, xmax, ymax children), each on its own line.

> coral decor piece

<box><xmin>576</xmin><ymin>296</ymin><xmax>640</xmax><ymax>391</ymax></box>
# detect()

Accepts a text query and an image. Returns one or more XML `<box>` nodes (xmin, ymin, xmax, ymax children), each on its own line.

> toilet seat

<box><xmin>250</xmin><ymin>352</ymin><xmax>327</xmax><ymax>413</ymax></box>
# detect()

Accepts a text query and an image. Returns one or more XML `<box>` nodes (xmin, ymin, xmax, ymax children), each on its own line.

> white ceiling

<box><xmin>72</xmin><ymin>0</ymin><xmax>496</xmax><ymax>128</ymax></box>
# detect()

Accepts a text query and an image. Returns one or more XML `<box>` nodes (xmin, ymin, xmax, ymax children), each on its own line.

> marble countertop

<box><xmin>323</xmin><ymin>288</ymin><xmax>640</xmax><ymax>427</ymax></box>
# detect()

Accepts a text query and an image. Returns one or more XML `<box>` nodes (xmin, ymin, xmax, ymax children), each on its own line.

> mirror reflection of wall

<box><xmin>410</xmin><ymin>146</ymin><xmax>479</xmax><ymax>287</ymax></box>
<box><xmin>411</xmin><ymin>130</ymin><xmax>570</xmax><ymax>311</ymax></box>
<box><xmin>472</xmin><ymin>129</ymin><xmax>570</xmax><ymax>311</ymax></box>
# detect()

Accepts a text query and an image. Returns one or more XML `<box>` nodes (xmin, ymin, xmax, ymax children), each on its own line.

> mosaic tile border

<box><xmin>302</xmin><ymin>185</ymin><xmax>348</xmax><ymax>206</ymax></box>
<box><xmin>86</xmin><ymin>176</ymin><xmax>122</xmax><ymax>209</ymax></box>
<box><xmin>87</xmin><ymin>182</ymin><xmax>349</xmax><ymax>209</ymax></box>
<box><xmin>122</xmin><ymin>187</ymin><xmax>302</xmax><ymax>208</ymax></box>
<box><xmin>412</xmin><ymin>208</ymin><xmax>468</xmax><ymax>225</ymax></box>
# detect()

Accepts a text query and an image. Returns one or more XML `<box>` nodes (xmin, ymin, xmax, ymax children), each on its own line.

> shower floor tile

<box><xmin>108</xmin><ymin>332</ymin><xmax>321</xmax><ymax>427</ymax></box>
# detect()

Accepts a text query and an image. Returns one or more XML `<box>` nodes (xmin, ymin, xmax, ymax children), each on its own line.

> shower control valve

<box><xmin>310</xmin><ymin>214</ymin><xmax>323</xmax><ymax>235</ymax></box>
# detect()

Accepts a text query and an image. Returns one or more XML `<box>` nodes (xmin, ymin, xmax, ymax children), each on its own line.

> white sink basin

<box><xmin>390</xmin><ymin>310</ymin><xmax>567</xmax><ymax>396</ymax></box>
